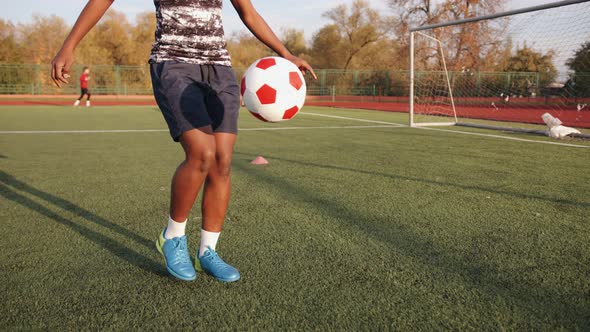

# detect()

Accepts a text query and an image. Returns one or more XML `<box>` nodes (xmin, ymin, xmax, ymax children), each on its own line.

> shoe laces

<box><xmin>170</xmin><ymin>237</ymin><xmax>191</xmax><ymax>264</ymax></box>
<box><xmin>202</xmin><ymin>248</ymin><xmax>227</xmax><ymax>267</ymax></box>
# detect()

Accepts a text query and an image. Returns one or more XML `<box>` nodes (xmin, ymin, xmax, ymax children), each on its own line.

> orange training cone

<box><xmin>251</xmin><ymin>156</ymin><xmax>269</xmax><ymax>165</ymax></box>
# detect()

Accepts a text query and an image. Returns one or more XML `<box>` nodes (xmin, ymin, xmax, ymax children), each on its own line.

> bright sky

<box><xmin>2</xmin><ymin>0</ymin><xmax>557</xmax><ymax>39</ymax></box>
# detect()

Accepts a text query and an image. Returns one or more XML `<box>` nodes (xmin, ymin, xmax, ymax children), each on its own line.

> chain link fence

<box><xmin>0</xmin><ymin>64</ymin><xmax>587</xmax><ymax>98</ymax></box>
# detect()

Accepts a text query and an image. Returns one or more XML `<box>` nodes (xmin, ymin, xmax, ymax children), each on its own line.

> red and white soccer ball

<box><xmin>240</xmin><ymin>56</ymin><xmax>306</xmax><ymax>122</ymax></box>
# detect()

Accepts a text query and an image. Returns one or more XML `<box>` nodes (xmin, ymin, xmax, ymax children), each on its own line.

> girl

<box><xmin>51</xmin><ymin>0</ymin><xmax>315</xmax><ymax>282</ymax></box>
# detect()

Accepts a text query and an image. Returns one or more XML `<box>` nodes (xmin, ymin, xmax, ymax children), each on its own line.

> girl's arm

<box><xmin>51</xmin><ymin>0</ymin><xmax>114</xmax><ymax>87</ymax></box>
<box><xmin>230</xmin><ymin>0</ymin><xmax>317</xmax><ymax>79</ymax></box>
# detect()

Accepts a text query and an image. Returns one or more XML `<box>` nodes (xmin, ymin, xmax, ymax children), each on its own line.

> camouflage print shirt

<box><xmin>149</xmin><ymin>0</ymin><xmax>232</xmax><ymax>66</ymax></box>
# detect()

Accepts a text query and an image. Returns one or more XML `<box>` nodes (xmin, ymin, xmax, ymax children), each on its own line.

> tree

<box><xmin>76</xmin><ymin>29</ymin><xmax>113</xmax><ymax>66</ymax></box>
<box><xmin>566</xmin><ymin>41</ymin><xmax>590</xmax><ymax>97</ymax></box>
<box><xmin>311</xmin><ymin>0</ymin><xmax>392</xmax><ymax>70</ymax></box>
<box><xmin>18</xmin><ymin>15</ymin><xmax>69</xmax><ymax>64</ymax></box>
<box><xmin>388</xmin><ymin>0</ymin><xmax>506</xmax><ymax>70</ymax></box>
<box><xmin>75</xmin><ymin>10</ymin><xmax>154</xmax><ymax>66</ymax></box>
<box><xmin>0</xmin><ymin>19</ymin><xmax>22</xmax><ymax>62</ymax></box>
<box><xmin>502</xmin><ymin>45</ymin><xmax>557</xmax><ymax>96</ymax></box>
<box><xmin>281</xmin><ymin>28</ymin><xmax>308</xmax><ymax>57</ymax></box>
<box><xmin>502</xmin><ymin>46</ymin><xmax>556</xmax><ymax>75</ymax></box>
<box><xmin>226</xmin><ymin>32</ymin><xmax>273</xmax><ymax>69</ymax></box>
<box><xmin>93</xmin><ymin>9</ymin><xmax>134</xmax><ymax>65</ymax></box>
<box><xmin>567</xmin><ymin>41</ymin><xmax>590</xmax><ymax>72</ymax></box>
<box><xmin>491</xmin><ymin>37</ymin><xmax>513</xmax><ymax>71</ymax></box>
<box><xmin>129</xmin><ymin>11</ymin><xmax>157</xmax><ymax>64</ymax></box>
<box><xmin>310</xmin><ymin>24</ymin><xmax>346</xmax><ymax>69</ymax></box>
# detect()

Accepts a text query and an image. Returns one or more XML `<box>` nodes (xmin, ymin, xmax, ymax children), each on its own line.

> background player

<box><xmin>74</xmin><ymin>66</ymin><xmax>91</xmax><ymax>107</ymax></box>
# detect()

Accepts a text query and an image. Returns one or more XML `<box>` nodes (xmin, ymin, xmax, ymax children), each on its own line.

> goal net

<box><xmin>410</xmin><ymin>0</ymin><xmax>590</xmax><ymax>136</ymax></box>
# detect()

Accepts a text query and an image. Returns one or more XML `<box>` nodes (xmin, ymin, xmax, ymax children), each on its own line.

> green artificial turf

<box><xmin>1</xmin><ymin>105</ymin><xmax>589</xmax><ymax>330</ymax></box>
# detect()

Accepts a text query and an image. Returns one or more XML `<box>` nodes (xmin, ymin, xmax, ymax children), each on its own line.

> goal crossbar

<box><xmin>410</xmin><ymin>0</ymin><xmax>588</xmax><ymax>32</ymax></box>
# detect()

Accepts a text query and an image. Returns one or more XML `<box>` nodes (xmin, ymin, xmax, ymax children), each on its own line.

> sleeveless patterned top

<box><xmin>149</xmin><ymin>0</ymin><xmax>232</xmax><ymax>66</ymax></box>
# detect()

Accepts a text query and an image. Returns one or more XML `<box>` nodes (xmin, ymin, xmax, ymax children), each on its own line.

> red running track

<box><xmin>306</xmin><ymin>101</ymin><xmax>590</xmax><ymax>128</ymax></box>
<box><xmin>1</xmin><ymin>95</ymin><xmax>589</xmax><ymax>128</ymax></box>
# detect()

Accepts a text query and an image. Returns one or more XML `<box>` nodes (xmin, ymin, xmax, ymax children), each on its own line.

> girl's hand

<box><xmin>49</xmin><ymin>0</ymin><xmax>114</xmax><ymax>87</ymax></box>
<box><xmin>284</xmin><ymin>54</ymin><xmax>317</xmax><ymax>80</ymax></box>
<box><xmin>51</xmin><ymin>48</ymin><xmax>75</xmax><ymax>87</ymax></box>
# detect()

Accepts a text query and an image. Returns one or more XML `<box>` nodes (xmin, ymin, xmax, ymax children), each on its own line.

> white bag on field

<box><xmin>542</xmin><ymin>113</ymin><xmax>581</xmax><ymax>139</ymax></box>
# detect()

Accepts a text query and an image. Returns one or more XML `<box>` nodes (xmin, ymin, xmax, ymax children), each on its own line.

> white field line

<box><xmin>240</xmin><ymin>125</ymin><xmax>400</xmax><ymax>131</ymax></box>
<box><xmin>0</xmin><ymin>129</ymin><xmax>169</xmax><ymax>134</ymax></box>
<box><xmin>0</xmin><ymin>125</ymin><xmax>401</xmax><ymax>135</ymax></box>
<box><xmin>1</xmin><ymin>112</ymin><xmax>587</xmax><ymax>148</ymax></box>
<box><xmin>418</xmin><ymin>126</ymin><xmax>589</xmax><ymax>149</ymax></box>
<box><xmin>300</xmin><ymin>111</ymin><xmax>589</xmax><ymax>149</ymax></box>
<box><xmin>300</xmin><ymin>112</ymin><xmax>406</xmax><ymax>126</ymax></box>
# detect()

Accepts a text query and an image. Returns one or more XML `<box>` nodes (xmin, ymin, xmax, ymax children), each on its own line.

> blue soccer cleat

<box><xmin>156</xmin><ymin>228</ymin><xmax>196</xmax><ymax>281</ymax></box>
<box><xmin>196</xmin><ymin>246</ymin><xmax>240</xmax><ymax>282</ymax></box>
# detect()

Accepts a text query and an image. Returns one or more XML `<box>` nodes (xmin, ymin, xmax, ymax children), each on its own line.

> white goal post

<box><xmin>409</xmin><ymin>0</ymin><xmax>590</xmax><ymax>137</ymax></box>
<box><xmin>409</xmin><ymin>31</ymin><xmax>458</xmax><ymax>127</ymax></box>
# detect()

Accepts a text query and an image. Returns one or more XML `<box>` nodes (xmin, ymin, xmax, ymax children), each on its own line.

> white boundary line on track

<box><xmin>299</xmin><ymin>111</ymin><xmax>589</xmax><ymax>149</ymax></box>
<box><xmin>0</xmin><ymin>125</ymin><xmax>401</xmax><ymax>135</ymax></box>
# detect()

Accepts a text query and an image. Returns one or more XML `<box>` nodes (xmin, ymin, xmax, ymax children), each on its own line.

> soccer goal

<box><xmin>409</xmin><ymin>0</ymin><xmax>590</xmax><ymax>136</ymax></box>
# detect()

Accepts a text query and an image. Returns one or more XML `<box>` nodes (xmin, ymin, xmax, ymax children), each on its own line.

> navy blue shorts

<box><xmin>150</xmin><ymin>61</ymin><xmax>240</xmax><ymax>141</ymax></box>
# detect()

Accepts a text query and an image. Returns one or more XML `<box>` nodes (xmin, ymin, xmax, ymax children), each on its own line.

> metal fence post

<box><xmin>320</xmin><ymin>70</ymin><xmax>326</xmax><ymax>95</ymax></box>
<box><xmin>384</xmin><ymin>71</ymin><xmax>390</xmax><ymax>96</ymax></box>
<box><xmin>353</xmin><ymin>71</ymin><xmax>358</xmax><ymax>95</ymax></box>
<box><xmin>115</xmin><ymin>65</ymin><xmax>121</xmax><ymax>95</ymax></box>
<box><xmin>535</xmin><ymin>72</ymin><xmax>540</xmax><ymax>97</ymax></box>
<box><xmin>35</xmin><ymin>64</ymin><xmax>41</xmax><ymax>95</ymax></box>
<box><xmin>331</xmin><ymin>85</ymin><xmax>335</xmax><ymax>102</ymax></box>
<box><xmin>477</xmin><ymin>71</ymin><xmax>481</xmax><ymax>97</ymax></box>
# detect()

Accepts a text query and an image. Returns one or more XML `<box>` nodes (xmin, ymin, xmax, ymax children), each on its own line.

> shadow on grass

<box><xmin>0</xmin><ymin>171</ymin><xmax>153</xmax><ymax>249</ymax></box>
<box><xmin>234</xmin><ymin>152</ymin><xmax>588</xmax><ymax>208</ymax></box>
<box><xmin>0</xmin><ymin>171</ymin><xmax>165</xmax><ymax>277</ymax></box>
<box><xmin>232</xmin><ymin>153</ymin><xmax>589</xmax><ymax>328</ymax></box>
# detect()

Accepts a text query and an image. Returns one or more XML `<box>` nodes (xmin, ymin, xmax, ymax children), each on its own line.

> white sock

<box><xmin>199</xmin><ymin>229</ymin><xmax>220</xmax><ymax>257</ymax></box>
<box><xmin>86</xmin><ymin>100</ymin><xmax>90</xmax><ymax>107</ymax></box>
<box><xmin>74</xmin><ymin>100</ymin><xmax>80</xmax><ymax>106</ymax></box>
<box><xmin>164</xmin><ymin>216</ymin><xmax>187</xmax><ymax>239</ymax></box>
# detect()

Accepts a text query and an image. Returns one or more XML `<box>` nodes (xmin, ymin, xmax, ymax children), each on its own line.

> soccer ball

<box><xmin>240</xmin><ymin>57</ymin><xmax>306</xmax><ymax>122</ymax></box>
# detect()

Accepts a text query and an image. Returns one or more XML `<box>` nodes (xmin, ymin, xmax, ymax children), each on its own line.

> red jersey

<box><xmin>80</xmin><ymin>73</ymin><xmax>89</xmax><ymax>89</ymax></box>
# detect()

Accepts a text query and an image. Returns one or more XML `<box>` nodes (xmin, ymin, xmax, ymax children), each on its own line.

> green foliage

<box><xmin>500</xmin><ymin>46</ymin><xmax>557</xmax><ymax>95</ymax></box>
<box><xmin>566</xmin><ymin>41</ymin><xmax>590</xmax><ymax>97</ymax></box>
<box><xmin>567</xmin><ymin>41</ymin><xmax>590</xmax><ymax>72</ymax></box>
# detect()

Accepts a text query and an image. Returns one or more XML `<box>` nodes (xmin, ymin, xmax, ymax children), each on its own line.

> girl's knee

<box><xmin>214</xmin><ymin>155</ymin><xmax>232</xmax><ymax>178</ymax></box>
<box><xmin>186</xmin><ymin>148</ymin><xmax>215</xmax><ymax>173</ymax></box>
